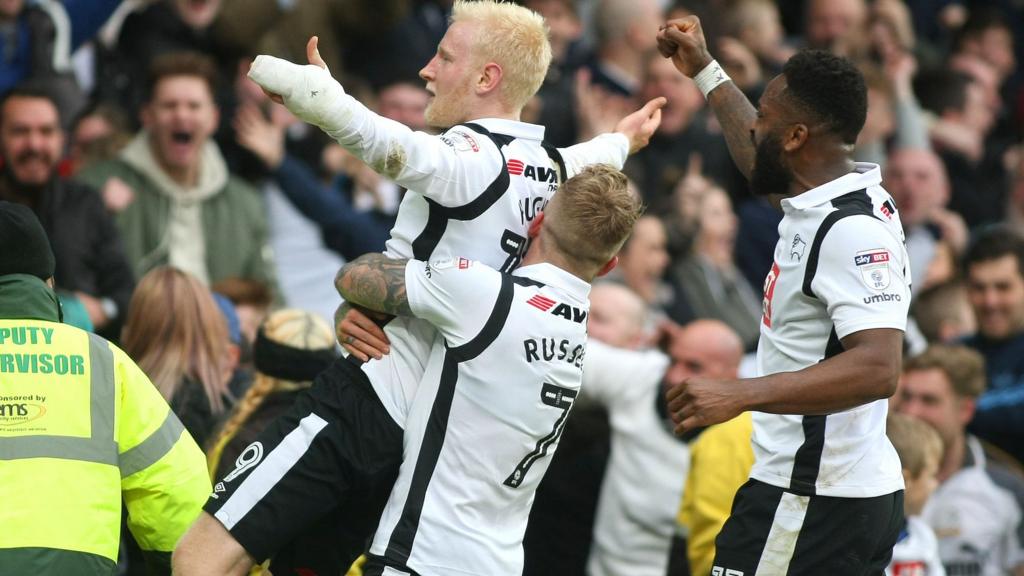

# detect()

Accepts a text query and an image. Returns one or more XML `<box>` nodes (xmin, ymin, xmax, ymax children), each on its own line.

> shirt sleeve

<box><xmin>404</xmin><ymin>258</ymin><xmax>504</xmax><ymax>347</ymax></box>
<box><xmin>322</xmin><ymin>99</ymin><xmax>507</xmax><ymax>208</ymax></box>
<box><xmin>809</xmin><ymin>215</ymin><xmax>910</xmax><ymax>339</ymax></box>
<box><xmin>559</xmin><ymin>133</ymin><xmax>631</xmax><ymax>176</ymax></box>
<box><xmin>248</xmin><ymin>57</ymin><xmax>506</xmax><ymax>209</ymax></box>
<box><xmin>115</xmin><ymin>345</ymin><xmax>211</xmax><ymax>559</ymax></box>
<box><xmin>581</xmin><ymin>339</ymin><xmax>669</xmax><ymax>406</ymax></box>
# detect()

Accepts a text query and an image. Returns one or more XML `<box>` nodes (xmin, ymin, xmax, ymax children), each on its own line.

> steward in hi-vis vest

<box><xmin>0</xmin><ymin>201</ymin><xmax>210</xmax><ymax>575</ymax></box>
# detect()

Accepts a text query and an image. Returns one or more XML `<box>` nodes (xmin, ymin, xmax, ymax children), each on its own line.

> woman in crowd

<box><xmin>121</xmin><ymin>266</ymin><xmax>236</xmax><ymax>449</ymax></box>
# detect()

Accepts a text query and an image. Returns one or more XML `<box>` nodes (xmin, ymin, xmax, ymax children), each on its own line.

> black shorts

<box><xmin>203</xmin><ymin>358</ymin><xmax>403</xmax><ymax>571</ymax></box>
<box><xmin>712</xmin><ymin>479</ymin><xmax>903</xmax><ymax>576</ymax></box>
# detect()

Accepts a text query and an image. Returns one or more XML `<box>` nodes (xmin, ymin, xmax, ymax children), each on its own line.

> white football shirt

<box><xmin>887</xmin><ymin>516</ymin><xmax>946</xmax><ymax>576</ymax></box>
<box><xmin>923</xmin><ymin>435</ymin><xmax>1024</xmax><ymax>576</ymax></box>
<box><xmin>752</xmin><ymin>163</ymin><xmax>908</xmax><ymax>498</ymax></box>
<box><xmin>368</xmin><ymin>259</ymin><xmax>590</xmax><ymax>576</ymax></box>
<box><xmin>579</xmin><ymin>340</ymin><xmax>685</xmax><ymax>576</ymax></box>
<box><xmin>328</xmin><ymin>111</ymin><xmax>628</xmax><ymax>427</ymax></box>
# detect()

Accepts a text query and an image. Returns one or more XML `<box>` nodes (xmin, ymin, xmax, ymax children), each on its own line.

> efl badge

<box><xmin>854</xmin><ymin>249</ymin><xmax>891</xmax><ymax>291</ymax></box>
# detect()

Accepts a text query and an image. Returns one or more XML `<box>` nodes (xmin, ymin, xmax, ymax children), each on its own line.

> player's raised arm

<box><xmin>249</xmin><ymin>37</ymin><xmax>501</xmax><ymax>208</ymax></box>
<box><xmin>558</xmin><ymin>97</ymin><xmax>666</xmax><ymax>176</ymax></box>
<box><xmin>658</xmin><ymin>17</ymin><xmax>757</xmax><ymax>180</ymax></box>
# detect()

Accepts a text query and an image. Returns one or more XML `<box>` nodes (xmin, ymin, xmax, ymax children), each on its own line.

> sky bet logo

<box><xmin>507</xmin><ymin>159</ymin><xmax>558</xmax><ymax>183</ymax></box>
<box><xmin>854</xmin><ymin>251</ymin><xmax>889</xmax><ymax>266</ymax></box>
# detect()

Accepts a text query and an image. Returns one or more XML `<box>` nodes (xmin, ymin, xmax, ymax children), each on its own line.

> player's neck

<box><xmin>787</xmin><ymin>148</ymin><xmax>856</xmax><ymax>197</ymax></box>
<box><xmin>464</xmin><ymin>100</ymin><xmax>521</xmax><ymax>124</ymax></box>
<box><xmin>520</xmin><ymin>238</ymin><xmax>593</xmax><ymax>283</ymax></box>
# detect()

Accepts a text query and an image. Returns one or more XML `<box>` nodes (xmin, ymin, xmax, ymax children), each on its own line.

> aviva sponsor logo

<box><xmin>507</xmin><ymin>159</ymin><xmax>558</xmax><ymax>182</ymax></box>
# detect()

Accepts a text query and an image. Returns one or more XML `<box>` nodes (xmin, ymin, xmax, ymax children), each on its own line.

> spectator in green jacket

<box><xmin>77</xmin><ymin>52</ymin><xmax>276</xmax><ymax>292</ymax></box>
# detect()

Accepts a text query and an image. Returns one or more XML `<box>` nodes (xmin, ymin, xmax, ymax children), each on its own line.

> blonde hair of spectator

<box><xmin>543</xmin><ymin>164</ymin><xmax>644</xmax><ymax>272</ymax></box>
<box><xmin>450</xmin><ymin>0</ymin><xmax>552</xmax><ymax>111</ymax></box>
<box><xmin>122</xmin><ymin>266</ymin><xmax>231</xmax><ymax>413</ymax></box>
<box><xmin>887</xmin><ymin>412</ymin><xmax>944</xmax><ymax>477</ymax></box>
<box><xmin>207</xmin><ymin>309</ymin><xmax>335</xmax><ymax>478</ymax></box>
<box><xmin>903</xmin><ymin>344</ymin><xmax>986</xmax><ymax>399</ymax></box>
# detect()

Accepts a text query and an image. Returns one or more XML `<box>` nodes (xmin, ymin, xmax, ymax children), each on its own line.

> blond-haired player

<box><xmin>339</xmin><ymin>164</ymin><xmax>644</xmax><ymax>576</ymax></box>
<box><xmin>175</xmin><ymin>1</ymin><xmax>663</xmax><ymax>572</ymax></box>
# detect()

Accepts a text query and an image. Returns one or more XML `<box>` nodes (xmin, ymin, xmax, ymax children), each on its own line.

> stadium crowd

<box><xmin>1</xmin><ymin>0</ymin><xmax>1023</xmax><ymax>574</ymax></box>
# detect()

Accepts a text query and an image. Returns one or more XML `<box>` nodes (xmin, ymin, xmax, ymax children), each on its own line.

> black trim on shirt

<box><xmin>801</xmin><ymin>189</ymin><xmax>876</xmax><ymax>299</ymax></box>
<box><xmin>410</xmin><ymin>123</ymin><xmax>513</xmax><ymax>260</ymax></box>
<box><xmin>541</xmin><ymin>141</ymin><xmax>567</xmax><ymax>183</ymax></box>
<box><xmin>383</xmin><ymin>274</ymin><xmax>516</xmax><ymax>567</ymax></box>
<box><xmin>792</xmin><ymin>189</ymin><xmax>879</xmax><ymax>494</ymax></box>
<box><xmin>510</xmin><ymin>275</ymin><xmax>545</xmax><ymax>288</ymax></box>
<box><xmin>790</xmin><ymin>327</ymin><xmax>845</xmax><ymax>495</ymax></box>
<box><xmin>410</xmin><ymin>122</ymin><xmax>567</xmax><ymax>261</ymax></box>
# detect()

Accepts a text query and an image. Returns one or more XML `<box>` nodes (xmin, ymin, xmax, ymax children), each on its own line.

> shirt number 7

<box><xmin>503</xmin><ymin>382</ymin><xmax>577</xmax><ymax>488</ymax></box>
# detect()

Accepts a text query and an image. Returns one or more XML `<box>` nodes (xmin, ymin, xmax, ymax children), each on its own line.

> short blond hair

<box><xmin>451</xmin><ymin>0</ymin><xmax>552</xmax><ymax>111</ymax></box>
<box><xmin>544</xmin><ymin>164</ymin><xmax>644</xmax><ymax>270</ymax></box>
<box><xmin>887</xmin><ymin>413</ymin><xmax>943</xmax><ymax>477</ymax></box>
<box><xmin>903</xmin><ymin>344</ymin><xmax>987</xmax><ymax>398</ymax></box>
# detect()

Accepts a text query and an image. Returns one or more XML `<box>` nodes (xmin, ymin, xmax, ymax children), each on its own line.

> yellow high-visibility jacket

<box><xmin>678</xmin><ymin>412</ymin><xmax>754</xmax><ymax>576</ymax></box>
<box><xmin>0</xmin><ymin>274</ymin><xmax>211</xmax><ymax>575</ymax></box>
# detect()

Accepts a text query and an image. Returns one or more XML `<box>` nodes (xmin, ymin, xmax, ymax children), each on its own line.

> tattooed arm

<box><xmin>658</xmin><ymin>17</ymin><xmax>758</xmax><ymax>180</ymax></box>
<box><xmin>705</xmin><ymin>84</ymin><xmax>757</xmax><ymax>180</ymax></box>
<box><xmin>335</xmin><ymin>254</ymin><xmax>413</xmax><ymax>317</ymax></box>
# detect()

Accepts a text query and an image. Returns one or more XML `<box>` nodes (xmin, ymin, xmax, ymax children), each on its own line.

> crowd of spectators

<box><xmin>3</xmin><ymin>0</ymin><xmax>1023</xmax><ymax>574</ymax></box>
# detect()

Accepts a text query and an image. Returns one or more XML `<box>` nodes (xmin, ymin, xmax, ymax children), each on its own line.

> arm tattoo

<box><xmin>335</xmin><ymin>254</ymin><xmax>413</xmax><ymax>316</ymax></box>
<box><xmin>708</xmin><ymin>82</ymin><xmax>758</xmax><ymax>180</ymax></box>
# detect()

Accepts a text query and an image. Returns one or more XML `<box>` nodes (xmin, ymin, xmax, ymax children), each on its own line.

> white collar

<box><xmin>781</xmin><ymin>163</ymin><xmax>882</xmax><ymax>212</ymax></box>
<box><xmin>466</xmin><ymin>117</ymin><xmax>545</xmax><ymax>142</ymax></box>
<box><xmin>515</xmin><ymin>263</ymin><xmax>591</xmax><ymax>300</ymax></box>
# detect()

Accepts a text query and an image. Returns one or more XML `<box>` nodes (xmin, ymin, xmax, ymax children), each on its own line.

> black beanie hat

<box><xmin>0</xmin><ymin>201</ymin><xmax>55</xmax><ymax>280</ymax></box>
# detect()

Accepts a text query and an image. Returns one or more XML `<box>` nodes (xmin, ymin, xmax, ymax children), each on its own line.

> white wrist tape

<box><xmin>248</xmin><ymin>55</ymin><xmax>352</xmax><ymax>132</ymax></box>
<box><xmin>694</xmin><ymin>60</ymin><xmax>730</xmax><ymax>98</ymax></box>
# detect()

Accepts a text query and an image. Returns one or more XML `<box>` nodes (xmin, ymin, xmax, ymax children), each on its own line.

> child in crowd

<box><xmin>886</xmin><ymin>413</ymin><xmax>947</xmax><ymax>576</ymax></box>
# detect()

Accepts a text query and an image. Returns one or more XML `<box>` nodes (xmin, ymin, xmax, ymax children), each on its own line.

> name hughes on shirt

<box><xmin>524</xmin><ymin>337</ymin><xmax>585</xmax><ymax>368</ymax></box>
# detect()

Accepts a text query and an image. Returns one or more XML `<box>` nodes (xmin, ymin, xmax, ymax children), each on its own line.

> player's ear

<box><xmin>784</xmin><ymin>123</ymin><xmax>809</xmax><ymax>152</ymax></box>
<box><xmin>477</xmin><ymin>62</ymin><xmax>503</xmax><ymax>96</ymax></box>
<box><xmin>528</xmin><ymin>211</ymin><xmax>545</xmax><ymax>238</ymax></box>
<box><xmin>596</xmin><ymin>256</ymin><xmax>618</xmax><ymax>277</ymax></box>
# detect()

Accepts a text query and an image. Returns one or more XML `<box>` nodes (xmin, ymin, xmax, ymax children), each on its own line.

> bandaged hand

<box><xmin>248</xmin><ymin>37</ymin><xmax>351</xmax><ymax>131</ymax></box>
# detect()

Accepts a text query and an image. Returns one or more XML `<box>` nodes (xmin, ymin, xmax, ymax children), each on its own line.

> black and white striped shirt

<box><xmin>753</xmin><ymin>163</ymin><xmax>908</xmax><ymax>498</ymax></box>
<box><xmin>368</xmin><ymin>259</ymin><xmax>590</xmax><ymax>576</ymax></box>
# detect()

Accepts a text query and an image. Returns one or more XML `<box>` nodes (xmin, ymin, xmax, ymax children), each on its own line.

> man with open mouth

<box><xmin>77</xmin><ymin>52</ymin><xmax>276</xmax><ymax>293</ymax></box>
